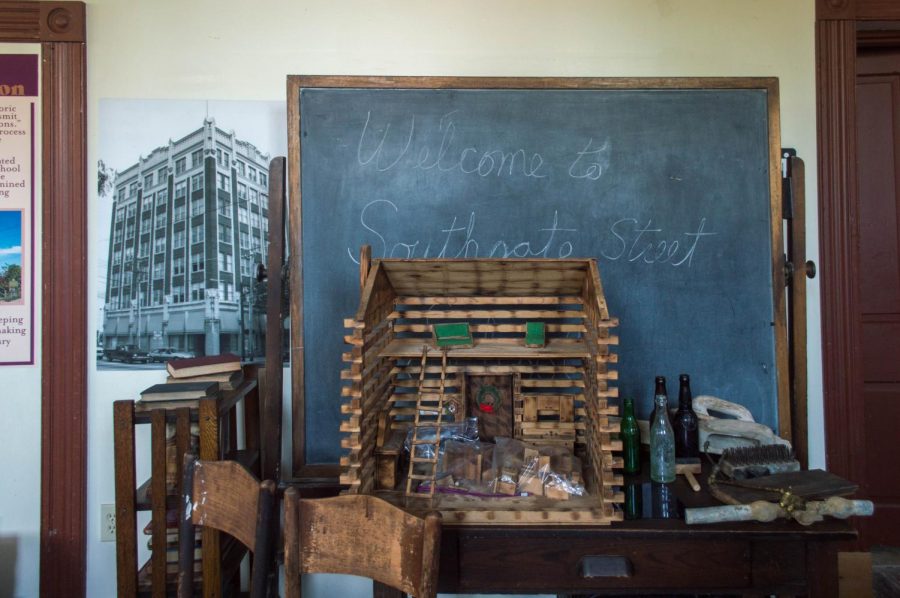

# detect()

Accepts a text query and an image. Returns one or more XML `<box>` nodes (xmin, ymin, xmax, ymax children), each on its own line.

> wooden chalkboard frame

<box><xmin>287</xmin><ymin>75</ymin><xmax>790</xmax><ymax>481</ymax></box>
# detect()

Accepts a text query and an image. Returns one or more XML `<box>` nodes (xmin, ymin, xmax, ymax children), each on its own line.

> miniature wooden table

<box><xmin>372</xmin><ymin>468</ymin><xmax>856</xmax><ymax>597</ymax></box>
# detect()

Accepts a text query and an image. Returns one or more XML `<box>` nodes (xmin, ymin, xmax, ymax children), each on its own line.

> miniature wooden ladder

<box><xmin>405</xmin><ymin>346</ymin><xmax>448</xmax><ymax>499</ymax></box>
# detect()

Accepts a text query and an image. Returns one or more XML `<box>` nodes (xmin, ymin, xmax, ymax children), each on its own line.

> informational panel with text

<box><xmin>0</xmin><ymin>52</ymin><xmax>38</xmax><ymax>365</ymax></box>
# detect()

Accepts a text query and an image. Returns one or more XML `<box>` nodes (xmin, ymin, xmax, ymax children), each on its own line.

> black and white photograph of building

<box><xmin>97</xmin><ymin>100</ymin><xmax>286</xmax><ymax>369</ymax></box>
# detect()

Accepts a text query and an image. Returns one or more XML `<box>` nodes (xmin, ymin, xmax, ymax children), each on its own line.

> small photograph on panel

<box><xmin>0</xmin><ymin>209</ymin><xmax>22</xmax><ymax>306</ymax></box>
<box><xmin>96</xmin><ymin>99</ymin><xmax>287</xmax><ymax>370</ymax></box>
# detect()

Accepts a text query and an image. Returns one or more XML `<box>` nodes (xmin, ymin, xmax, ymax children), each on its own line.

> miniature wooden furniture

<box><xmin>283</xmin><ymin>491</ymin><xmax>442</xmax><ymax>598</ymax></box>
<box><xmin>432</xmin><ymin>322</ymin><xmax>474</xmax><ymax>348</ymax></box>
<box><xmin>113</xmin><ymin>366</ymin><xmax>262</xmax><ymax>597</ymax></box>
<box><xmin>405</xmin><ymin>348</ymin><xmax>449</xmax><ymax>498</ymax></box>
<box><xmin>178</xmin><ymin>455</ymin><xmax>277</xmax><ymax>598</ymax></box>
<box><xmin>524</xmin><ymin>321</ymin><xmax>546</xmax><ymax>348</ymax></box>
<box><xmin>340</xmin><ymin>257</ymin><xmax>623</xmax><ymax>523</ymax></box>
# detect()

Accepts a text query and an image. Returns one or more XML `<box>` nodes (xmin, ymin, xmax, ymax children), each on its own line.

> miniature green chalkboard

<box><xmin>288</xmin><ymin>76</ymin><xmax>788</xmax><ymax>473</ymax></box>
<box><xmin>525</xmin><ymin>322</ymin><xmax>546</xmax><ymax>348</ymax></box>
<box><xmin>433</xmin><ymin>322</ymin><xmax>474</xmax><ymax>348</ymax></box>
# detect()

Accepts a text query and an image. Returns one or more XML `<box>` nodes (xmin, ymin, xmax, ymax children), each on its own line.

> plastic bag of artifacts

<box><xmin>424</xmin><ymin>436</ymin><xmax>587</xmax><ymax>500</ymax></box>
<box><xmin>491</xmin><ymin>437</ymin><xmax>586</xmax><ymax>500</ymax></box>
<box><xmin>403</xmin><ymin>417</ymin><xmax>480</xmax><ymax>462</ymax></box>
<box><xmin>430</xmin><ymin>439</ymin><xmax>498</xmax><ymax>495</ymax></box>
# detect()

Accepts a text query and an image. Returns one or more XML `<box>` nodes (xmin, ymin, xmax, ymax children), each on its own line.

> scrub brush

<box><xmin>719</xmin><ymin>445</ymin><xmax>800</xmax><ymax>480</ymax></box>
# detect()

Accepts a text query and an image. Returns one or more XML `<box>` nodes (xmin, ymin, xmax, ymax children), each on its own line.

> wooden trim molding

<box><xmin>815</xmin><ymin>19</ymin><xmax>864</xmax><ymax>482</ymax></box>
<box><xmin>857</xmin><ymin>27</ymin><xmax>900</xmax><ymax>49</ymax></box>
<box><xmin>818</xmin><ymin>0</ymin><xmax>900</xmax><ymax>21</ymax></box>
<box><xmin>817</xmin><ymin>0</ymin><xmax>856</xmax><ymax>21</ymax></box>
<box><xmin>0</xmin><ymin>2</ymin><xmax>87</xmax><ymax>596</ymax></box>
<box><xmin>0</xmin><ymin>1</ymin><xmax>84</xmax><ymax>41</ymax></box>
<box><xmin>40</xmin><ymin>38</ymin><xmax>87</xmax><ymax>597</ymax></box>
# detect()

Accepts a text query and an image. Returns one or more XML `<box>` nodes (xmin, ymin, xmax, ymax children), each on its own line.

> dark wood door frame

<box><xmin>0</xmin><ymin>2</ymin><xmax>87</xmax><ymax>596</ymax></box>
<box><xmin>816</xmin><ymin>2</ymin><xmax>900</xmax><ymax>488</ymax></box>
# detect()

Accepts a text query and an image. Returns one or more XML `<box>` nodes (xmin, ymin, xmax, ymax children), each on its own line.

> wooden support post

<box><xmin>150</xmin><ymin>410</ymin><xmax>167</xmax><ymax>598</ymax></box>
<box><xmin>113</xmin><ymin>401</ymin><xmax>138</xmax><ymax>598</ymax></box>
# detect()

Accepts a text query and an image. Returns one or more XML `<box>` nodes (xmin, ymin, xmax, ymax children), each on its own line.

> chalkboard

<box><xmin>288</xmin><ymin>76</ymin><xmax>787</xmax><ymax>472</ymax></box>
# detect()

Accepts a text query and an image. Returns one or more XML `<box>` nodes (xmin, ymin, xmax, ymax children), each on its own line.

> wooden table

<box><xmin>373</xmin><ymin>469</ymin><xmax>857</xmax><ymax>597</ymax></box>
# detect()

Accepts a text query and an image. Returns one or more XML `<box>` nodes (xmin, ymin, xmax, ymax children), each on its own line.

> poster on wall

<box><xmin>0</xmin><ymin>52</ymin><xmax>38</xmax><ymax>365</ymax></box>
<box><xmin>96</xmin><ymin>99</ymin><xmax>286</xmax><ymax>371</ymax></box>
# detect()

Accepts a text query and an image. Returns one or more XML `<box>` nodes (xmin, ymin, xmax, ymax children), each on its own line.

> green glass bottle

<box><xmin>624</xmin><ymin>479</ymin><xmax>642</xmax><ymax>520</ymax></box>
<box><xmin>621</xmin><ymin>397</ymin><xmax>641</xmax><ymax>474</ymax></box>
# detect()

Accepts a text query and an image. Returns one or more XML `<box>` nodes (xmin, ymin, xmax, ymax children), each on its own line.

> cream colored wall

<box><xmin>81</xmin><ymin>2</ymin><xmax>819</xmax><ymax>597</ymax></box>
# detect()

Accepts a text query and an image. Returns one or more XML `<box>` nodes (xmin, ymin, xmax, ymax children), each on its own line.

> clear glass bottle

<box><xmin>651</xmin><ymin>376</ymin><xmax>671</xmax><ymax>428</ymax></box>
<box><xmin>672</xmin><ymin>374</ymin><xmax>700</xmax><ymax>458</ymax></box>
<box><xmin>621</xmin><ymin>397</ymin><xmax>641</xmax><ymax>474</ymax></box>
<box><xmin>651</xmin><ymin>481</ymin><xmax>677</xmax><ymax>519</ymax></box>
<box><xmin>649</xmin><ymin>393</ymin><xmax>676</xmax><ymax>483</ymax></box>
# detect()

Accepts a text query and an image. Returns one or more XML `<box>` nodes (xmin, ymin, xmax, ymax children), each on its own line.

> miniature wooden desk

<box><xmin>372</xmin><ymin>472</ymin><xmax>856</xmax><ymax>597</ymax></box>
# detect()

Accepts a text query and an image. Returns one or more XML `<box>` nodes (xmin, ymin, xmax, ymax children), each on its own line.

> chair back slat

<box><xmin>178</xmin><ymin>454</ymin><xmax>276</xmax><ymax>598</ymax></box>
<box><xmin>284</xmin><ymin>491</ymin><xmax>441</xmax><ymax>598</ymax></box>
<box><xmin>191</xmin><ymin>460</ymin><xmax>261</xmax><ymax>550</ymax></box>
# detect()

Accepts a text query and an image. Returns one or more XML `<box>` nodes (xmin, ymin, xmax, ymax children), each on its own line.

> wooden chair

<box><xmin>283</xmin><ymin>490</ymin><xmax>442</xmax><ymax>598</ymax></box>
<box><xmin>178</xmin><ymin>453</ymin><xmax>277</xmax><ymax>598</ymax></box>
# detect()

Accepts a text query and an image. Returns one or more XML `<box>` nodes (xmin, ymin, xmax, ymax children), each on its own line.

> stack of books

<box><xmin>142</xmin><ymin>513</ymin><xmax>202</xmax><ymax>578</ymax></box>
<box><xmin>138</xmin><ymin>353</ymin><xmax>243</xmax><ymax>407</ymax></box>
<box><xmin>136</xmin><ymin>354</ymin><xmax>244</xmax><ymax>585</ymax></box>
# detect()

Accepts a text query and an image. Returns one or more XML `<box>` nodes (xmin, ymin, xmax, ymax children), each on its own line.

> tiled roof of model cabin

<box><xmin>358</xmin><ymin>258</ymin><xmax>611</xmax><ymax>313</ymax></box>
<box><xmin>353</xmin><ymin>258</ymin><xmax>617</xmax><ymax>360</ymax></box>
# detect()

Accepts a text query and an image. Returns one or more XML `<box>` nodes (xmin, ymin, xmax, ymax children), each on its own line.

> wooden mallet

<box><xmin>676</xmin><ymin>457</ymin><xmax>702</xmax><ymax>492</ymax></box>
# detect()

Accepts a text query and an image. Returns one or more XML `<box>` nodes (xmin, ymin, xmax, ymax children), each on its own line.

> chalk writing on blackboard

<box><xmin>357</xmin><ymin>110</ymin><xmax>611</xmax><ymax>181</ymax></box>
<box><xmin>347</xmin><ymin>199</ymin><xmax>717</xmax><ymax>268</ymax></box>
<box><xmin>601</xmin><ymin>217</ymin><xmax>717</xmax><ymax>267</ymax></box>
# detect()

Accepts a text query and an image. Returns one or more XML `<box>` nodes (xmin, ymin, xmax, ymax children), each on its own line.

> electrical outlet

<box><xmin>100</xmin><ymin>503</ymin><xmax>116</xmax><ymax>542</ymax></box>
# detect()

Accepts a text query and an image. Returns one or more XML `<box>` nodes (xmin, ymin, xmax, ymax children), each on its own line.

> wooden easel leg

<box><xmin>786</xmin><ymin>155</ymin><xmax>810</xmax><ymax>468</ymax></box>
<box><xmin>263</xmin><ymin>156</ymin><xmax>286</xmax><ymax>482</ymax></box>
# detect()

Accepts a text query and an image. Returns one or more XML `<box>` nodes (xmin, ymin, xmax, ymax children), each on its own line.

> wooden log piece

<box><xmin>675</xmin><ymin>458</ymin><xmax>702</xmax><ymax>492</ymax></box>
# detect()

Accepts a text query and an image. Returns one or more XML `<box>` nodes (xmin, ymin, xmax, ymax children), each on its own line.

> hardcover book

<box><xmin>166</xmin><ymin>353</ymin><xmax>241</xmax><ymax>378</ymax></box>
<box><xmin>140</xmin><ymin>381</ymin><xmax>219</xmax><ymax>402</ymax></box>
<box><xmin>166</xmin><ymin>369</ymin><xmax>243</xmax><ymax>391</ymax></box>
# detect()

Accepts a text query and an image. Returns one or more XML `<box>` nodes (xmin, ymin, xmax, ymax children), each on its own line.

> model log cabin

<box><xmin>339</xmin><ymin>253</ymin><xmax>625</xmax><ymax>524</ymax></box>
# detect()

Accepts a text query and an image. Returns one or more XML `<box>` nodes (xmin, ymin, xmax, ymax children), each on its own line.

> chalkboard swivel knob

<box><xmin>805</xmin><ymin>260</ymin><xmax>816</xmax><ymax>279</ymax></box>
<box><xmin>785</xmin><ymin>260</ymin><xmax>817</xmax><ymax>283</ymax></box>
<box><xmin>784</xmin><ymin>261</ymin><xmax>794</xmax><ymax>284</ymax></box>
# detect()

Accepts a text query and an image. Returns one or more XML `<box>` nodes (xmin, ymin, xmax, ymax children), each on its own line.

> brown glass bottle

<box><xmin>672</xmin><ymin>374</ymin><xmax>700</xmax><ymax>458</ymax></box>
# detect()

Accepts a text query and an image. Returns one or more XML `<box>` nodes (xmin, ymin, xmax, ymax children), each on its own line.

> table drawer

<box><xmin>455</xmin><ymin>536</ymin><xmax>751</xmax><ymax>593</ymax></box>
